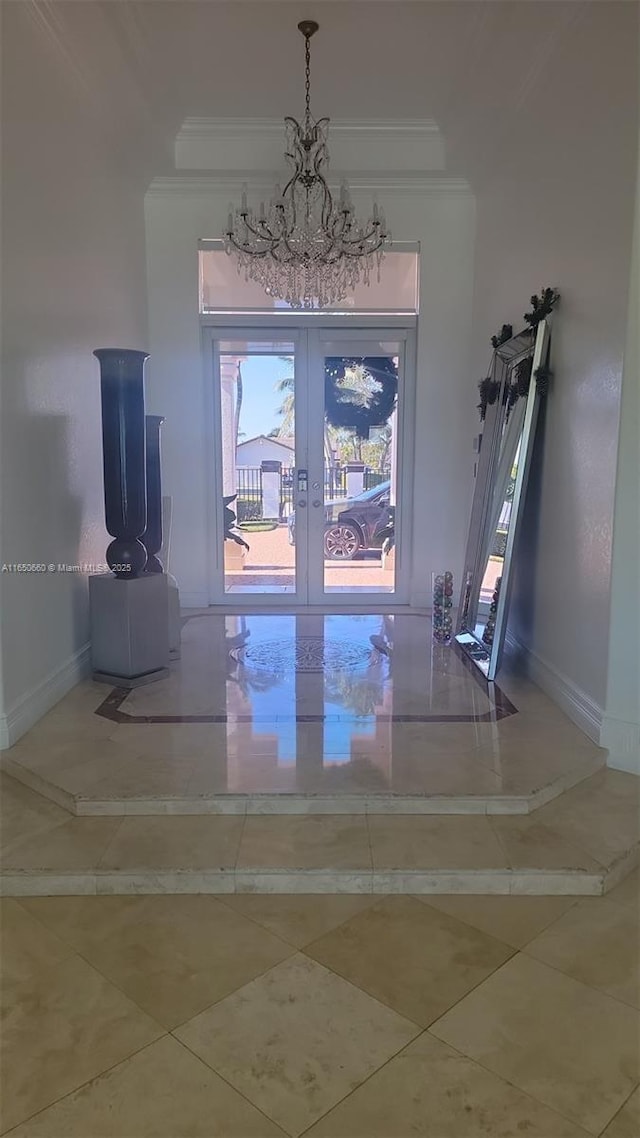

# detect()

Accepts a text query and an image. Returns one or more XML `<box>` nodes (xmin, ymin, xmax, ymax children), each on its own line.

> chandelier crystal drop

<box><xmin>224</xmin><ymin>20</ymin><xmax>390</xmax><ymax>309</ymax></box>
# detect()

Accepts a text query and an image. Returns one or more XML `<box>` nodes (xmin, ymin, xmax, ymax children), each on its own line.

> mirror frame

<box><xmin>456</xmin><ymin>318</ymin><xmax>551</xmax><ymax>680</ymax></box>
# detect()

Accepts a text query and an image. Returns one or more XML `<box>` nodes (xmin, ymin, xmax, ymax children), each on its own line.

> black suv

<box><xmin>288</xmin><ymin>480</ymin><xmax>392</xmax><ymax>560</ymax></box>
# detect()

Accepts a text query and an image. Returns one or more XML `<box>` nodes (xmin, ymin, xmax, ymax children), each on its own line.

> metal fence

<box><xmin>235</xmin><ymin>468</ymin><xmax>263</xmax><ymax>522</ymax></box>
<box><xmin>234</xmin><ymin>466</ymin><xmax>388</xmax><ymax>522</ymax></box>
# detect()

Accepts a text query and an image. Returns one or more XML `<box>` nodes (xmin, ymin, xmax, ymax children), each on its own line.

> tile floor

<box><xmin>2</xmin><ymin>880</ymin><xmax>638</xmax><ymax>1136</ymax></box>
<box><xmin>1</xmin><ymin>612</ymin><xmax>607</xmax><ymax>813</ymax></box>
<box><xmin>1</xmin><ymin>612</ymin><xmax>638</xmax><ymax>1133</ymax></box>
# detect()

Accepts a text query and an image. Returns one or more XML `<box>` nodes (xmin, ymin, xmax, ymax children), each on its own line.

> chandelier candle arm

<box><xmin>223</xmin><ymin>20</ymin><xmax>390</xmax><ymax>309</ymax></box>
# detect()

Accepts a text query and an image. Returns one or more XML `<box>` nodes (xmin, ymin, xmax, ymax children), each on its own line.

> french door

<box><xmin>205</xmin><ymin>322</ymin><xmax>415</xmax><ymax>606</ymax></box>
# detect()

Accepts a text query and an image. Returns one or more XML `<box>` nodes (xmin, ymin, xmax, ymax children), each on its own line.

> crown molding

<box><xmin>177</xmin><ymin>116</ymin><xmax>441</xmax><ymax>138</ymax></box>
<box><xmin>147</xmin><ymin>173</ymin><xmax>471</xmax><ymax>197</ymax></box>
<box><xmin>174</xmin><ymin>116</ymin><xmax>446</xmax><ymax>175</ymax></box>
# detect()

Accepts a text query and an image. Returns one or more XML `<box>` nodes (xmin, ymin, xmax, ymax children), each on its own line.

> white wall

<box><xmin>237</xmin><ymin>438</ymin><xmax>295</xmax><ymax>467</ymax></box>
<box><xmin>144</xmin><ymin>182</ymin><xmax>476</xmax><ymax>606</ymax></box>
<box><xmin>469</xmin><ymin>2</ymin><xmax>638</xmax><ymax>725</ymax></box>
<box><xmin>0</xmin><ymin>5</ymin><xmax>148</xmax><ymax>744</ymax></box>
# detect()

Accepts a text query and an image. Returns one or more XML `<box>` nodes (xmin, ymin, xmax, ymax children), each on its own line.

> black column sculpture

<box><xmin>94</xmin><ymin>349</ymin><xmax>149</xmax><ymax>578</ymax></box>
<box><xmin>142</xmin><ymin>414</ymin><xmax>165</xmax><ymax>574</ymax></box>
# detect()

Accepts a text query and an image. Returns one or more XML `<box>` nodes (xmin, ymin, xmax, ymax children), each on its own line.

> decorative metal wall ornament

<box><xmin>524</xmin><ymin>287</ymin><xmax>560</xmax><ymax>329</ymax></box>
<box><xmin>491</xmin><ymin>324</ymin><xmax>514</xmax><ymax>350</ymax></box>
<box><xmin>223</xmin><ymin>21</ymin><xmax>390</xmax><ymax>309</ymax></box>
<box><xmin>476</xmin><ymin>289</ymin><xmax>559</xmax><ymax>424</ymax></box>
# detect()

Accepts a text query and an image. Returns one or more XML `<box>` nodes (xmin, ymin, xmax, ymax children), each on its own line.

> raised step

<box><xmin>2</xmin><ymin>769</ymin><xmax>637</xmax><ymax>898</ymax></box>
<box><xmin>0</xmin><ymin>613</ymin><xmax>611</xmax><ymax>817</ymax></box>
<box><xmin>0</xmin><ymin>752</ymin><xmax>608</xmax><ymax>817</ymax></box>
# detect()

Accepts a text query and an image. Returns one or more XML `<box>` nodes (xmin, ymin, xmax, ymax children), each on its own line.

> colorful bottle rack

<box><xmin>432</xmin><ymin>571</ymin><xmax>454</xmax><ymax>644</ymax></box>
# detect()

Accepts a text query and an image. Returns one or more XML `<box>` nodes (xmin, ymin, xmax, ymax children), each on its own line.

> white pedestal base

<box><xmin>89</xmin><ymin>573</ymin><xmax>170</xmax><ymax>685</ymax></box>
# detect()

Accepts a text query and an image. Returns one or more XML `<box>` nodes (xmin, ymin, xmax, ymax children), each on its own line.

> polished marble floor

<box><xmin>102</xmin><ymin>611</ymin><xmax>510</xmax><ymax>722</ymax></box>
<box><xmin>2</xmin><ymin>881</ymin><xmax>638</xmax><ymax>1136</ymax></box>
<box><xmin>1</xmin><ymin>612</ymin><xmax>608</xmax><ymax>811</ymax></box>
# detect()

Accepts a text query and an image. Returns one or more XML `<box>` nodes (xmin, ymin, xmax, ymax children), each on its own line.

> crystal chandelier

<box><xmin>224</xmin><ymin>20</ymin><xmax>390</xmax><ymax>309</ymax></box>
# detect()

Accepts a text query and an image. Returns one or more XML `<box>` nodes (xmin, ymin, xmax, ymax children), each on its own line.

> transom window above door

<box><xmin>199</xmin><ymin>243</ymin><xmax>419</xmax><ymax>315</ymax></box>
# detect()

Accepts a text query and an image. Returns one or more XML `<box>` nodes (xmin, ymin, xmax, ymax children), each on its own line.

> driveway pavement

<box><xmin>227</xmin><ymin>524</ymin><xmax>392</xmax><ymax>591</ymax></box>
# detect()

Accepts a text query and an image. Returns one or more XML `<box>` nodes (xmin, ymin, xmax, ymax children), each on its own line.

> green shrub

<box><xmin>236</xmin><ymin>498</ymin><xmax>262</xmax><ymax>523</ymax></box>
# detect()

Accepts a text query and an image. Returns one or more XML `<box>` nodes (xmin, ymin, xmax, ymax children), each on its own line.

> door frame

<box><xmin>201</xmin><ymin>314</ymin><xmax>417</xmax><ymax>608</ymax></box>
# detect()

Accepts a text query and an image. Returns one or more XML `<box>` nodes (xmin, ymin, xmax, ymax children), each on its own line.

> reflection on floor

<box><xmin>102</xmin><ymin>612</ymin><xmax>512</xmax><ymax>724</ymax></box>
<box><xmin>2</xmin><ymin>612</ymin><xmax>609</xmax><ymax>814</ymax></box>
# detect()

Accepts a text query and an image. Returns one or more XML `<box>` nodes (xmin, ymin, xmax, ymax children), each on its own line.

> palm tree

<box><xmin>329</xmin><ymin>363</ymin><xmax>388</xmax><ymax>465</ymax></box>
<box><xmin>274</xmin><ymin>358</ymin><xmax>340</xmax><ymax>466</ymax></box>
<box><xmin>333</xmin><ymin>426</ymin><xmax>363</xmax><ymax>464</ymax></box>
<box><xmin>275</xmin><ymin>372</ymin><xmax>295</xmax><ymax>436</ymax></box>
<box><xmin>335</xmin><ymin>362</ymin><xmax>383</xmax><ymax>408</ymax></box>
<box><xmin>271</xmin><ymin>355</ymin><xmax>294</xmax><ymax>435</ymax></box>
<box><xmin>275</xmin><ymin>359</ymin><xmax>385</xmax><ymax>468</ymax></box>
<box><xmin>376</xmin><ymin>424</ymin><xmax>393</xmax><ymax>472</ymax></box>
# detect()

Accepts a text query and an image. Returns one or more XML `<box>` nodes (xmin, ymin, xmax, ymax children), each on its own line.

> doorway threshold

<box><xmin>201</xmin><ymin>603</ymin><xmax>429</xmax><ymax>616</ymax></box>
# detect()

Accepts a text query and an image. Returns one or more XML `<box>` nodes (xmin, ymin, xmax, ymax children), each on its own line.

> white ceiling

<box><xmin>9</xmin><ymin>1</ymin><xmax>637</xmax><ymax>186</ymax></box>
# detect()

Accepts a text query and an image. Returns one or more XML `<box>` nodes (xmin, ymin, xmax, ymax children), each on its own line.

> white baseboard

<box><xmin>504</xmin><ymin>630</ymin><xmax>603</xmax><ymax>744</ymax></box>
<box><xmin>180</xmin><ymin>592</ymin><xmax>210</xmax><ymax>609</ymax></box>
<box><xmin>600</xmin><ymin>716</ymin><xmax>640</xmax><ymax>775</ymax></box>
<box><xmin>0</xmin><ymin>644</ymin><xmax>92</xmax><ymax>750</ymax></box>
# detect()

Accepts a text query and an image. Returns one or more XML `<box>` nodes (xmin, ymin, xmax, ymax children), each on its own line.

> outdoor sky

<box><xmin>234</xmin><ymin>354</ymin><xmax>294</xmax><ymax>441</ymax></box>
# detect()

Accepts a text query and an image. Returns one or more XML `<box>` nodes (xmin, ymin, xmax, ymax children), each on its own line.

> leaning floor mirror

<box><xmin>456</xmin><ymin>317</ymin><xmax>551</xmax><ymax>680</ymax></box>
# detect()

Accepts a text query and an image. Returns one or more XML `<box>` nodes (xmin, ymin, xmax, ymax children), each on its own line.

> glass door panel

<box><xmin>309</xmin><ymin>335</ymin><xmax>406</xmax><ymax>600</ymax></box>
<box><xmin>210</xmin><ymin>326</ymin><xmax>413</xmax><ymax>605</ymax></box>
<box><xmin>215</xmin><ymin>337</ymin><xmax>304</xmax><ymax>597</ymax></box>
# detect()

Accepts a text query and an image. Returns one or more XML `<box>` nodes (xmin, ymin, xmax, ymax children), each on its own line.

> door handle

<box><xmin>312</xmin><ymin>500</ymin><xmax>322</xmax><ymax>508</ymax></box>
<box><xmin>297</xmin><ymin>499</ymin><xmax>307</xmax><ymax>508</ymax></box>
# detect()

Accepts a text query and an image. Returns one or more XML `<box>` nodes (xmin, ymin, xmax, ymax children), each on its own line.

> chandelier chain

<box><xmin>224</xmin><ymin>21</ymin><xmax>390</xmax><ymax>309</ymax></box>
<box><xmin>304</xmin><ymin>32</ymin><xmax>311</xmax><ymax>129</ymax></box>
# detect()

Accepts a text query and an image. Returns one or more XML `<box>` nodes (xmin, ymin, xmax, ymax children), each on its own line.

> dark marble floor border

<box><xmin>94</xmin><ymin>637</ymin><xmax>518</xmax><ymax>726</ymax></box>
